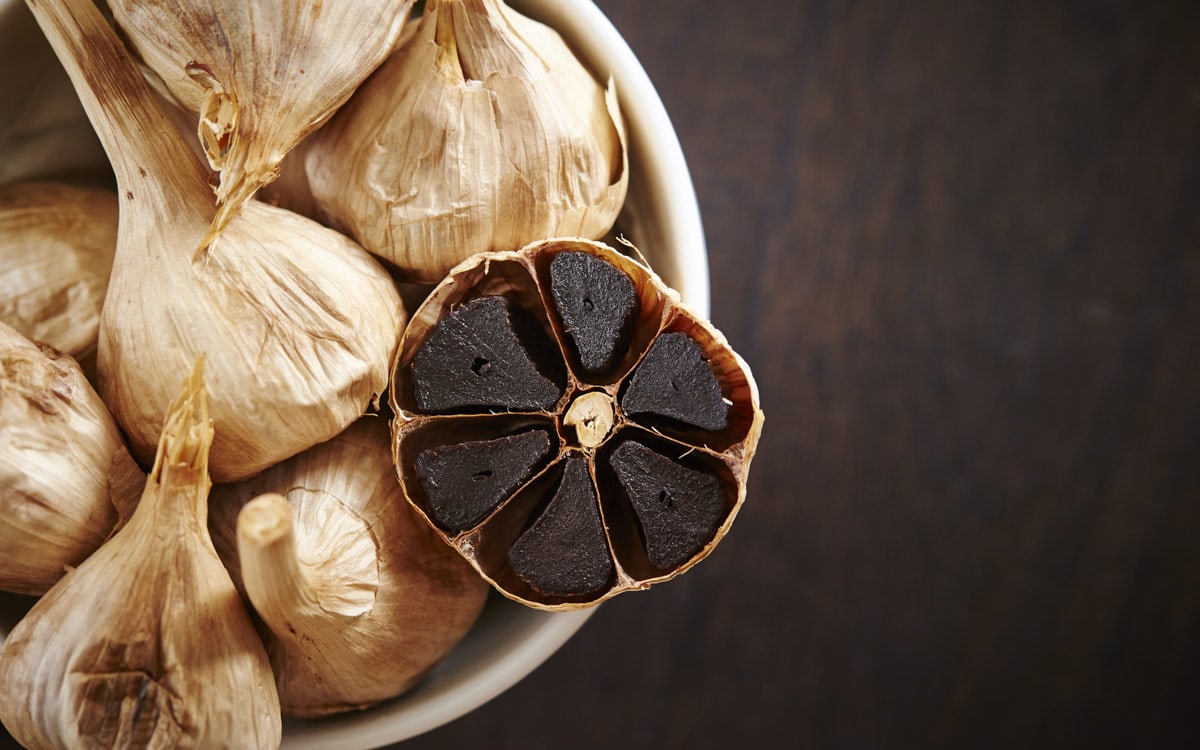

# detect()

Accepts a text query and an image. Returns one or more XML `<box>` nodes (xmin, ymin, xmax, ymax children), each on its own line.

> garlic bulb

<box><xmin>28</xmin><ymin>0</ymin><xmax>407</xmax><ymax>482</ymax></box>
<box><xmin>0</xmin><ymin>322</ymin><xmax>141</xmax><ymax>595</ymax></box>
<box><xmin>305</xmin><ymin>0</ymin><xmax>629</xmax><ymax>283</ymax></box>
<box><xmin>0</xmin><ymin>181</ymin><xmax>118</xmax><ymax>358</ymax></box>
<box><xmin>0</xmin><ymin>360</ymin><xmax>281</xmax><ymax>748</ymax></box>
<box><xmin>208</xmin><ymin>418</ymin><xmax>488</xmax><ymax>717</ymax></box>
<box><xmin>107</xmin><ymin>0</ymin><xmax>417</xmax><ymax>241</ymax></box>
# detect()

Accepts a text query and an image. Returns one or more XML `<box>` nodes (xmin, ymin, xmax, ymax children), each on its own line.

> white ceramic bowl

<box><xmin>0</xmin><ymin>0</ymin><xmax>708</xmax><ymax>746</ymax></box>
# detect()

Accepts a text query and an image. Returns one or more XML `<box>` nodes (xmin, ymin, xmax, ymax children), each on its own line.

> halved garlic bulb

<box><xmin>29</xmin><ymin>0</ymin><xmax>407</xmax><ymax>482</ymax></box>
<box><xmin>106</xmin><ymin>0</ymin><xmax>418</xmax><ymax>240</ymax></box>
<box><xmin>0</xmin><ymin>359</ymin><xmax>281</xmax><ymax>748</ymax></box>
<box><xmin>209</xmin><ymin>417</ymin><xmax>489</xmax><ymax>717</ymax></box>
<box><xmin>0</xmin><ymin>322</ymin><xmax>141</xmax><ymax>596</ymax></box>
<box><xmin>0</xmin><ymin>181</ymin><xmax>118</xmax><ymax>358</ymax></box>
<box><xmin>305</xmin><ymin>0</ymin><xmax>629</xmax><ymax>282</ymax></box>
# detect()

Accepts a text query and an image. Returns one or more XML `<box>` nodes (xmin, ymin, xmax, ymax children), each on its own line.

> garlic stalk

<box><xmin>0</xmin><ymin>359</ymin><xmax>281</xmax><ymax>749</ymax></box>
<box><xmin>106</xmin><ymin>0</ymin><xmax>417</xmax><ymax>242</ymax></box>
<box><xmin>0</xmin><ymin>182</ymin><xmax>118</xmax><ymax>358</ymax></box>
<box><xmin>208</xmin><ymin>418</ymin><xmax>489</xmax><ymax>717</ymax></box>
<box><xmin>0</xmin><ymin>322</ymin><xmax>141</xmax><ymax>596</ymax></box>
<box><xmin>305</xmin><ymin>0</ymin><xmax>629</xmax><ymax>283</ymax></box>
<box><xmin>27</xmin><ymin>0</ymin><xmax>407</xmax><ymax>482</ymax></box>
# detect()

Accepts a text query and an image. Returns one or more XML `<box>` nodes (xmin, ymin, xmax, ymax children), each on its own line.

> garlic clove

<box><xmin>305</xmin><ymin>0</ymin><xmax>629</xmax><ymax>283</ymax></box>
<box><xmin>209</xmin><ymin>418</ymin><xmax>489</xmax><ymax>717</ymax></box>
<box><xmin>0</xmin><ymin>182</ymin><xmax>118</xmax><ymax>358</ymax></box>
<box><xmin>29</xmin><ymin>0</ymin><xmax>408</xmax><ymax>482</ymax></box>
<box><xmin>0</xmin><ymin>322</ymin><xmax>142</xmax><ymax>596</ymax></box>
<box><xmin>0</xmin><ymin>358</ymin><xmax>281</xmax><ymax>748</ymax></box>
<box><xmin>106</xmin><ymin>0</ymin><xmax>418</xmax><ymax>240</ymax></box>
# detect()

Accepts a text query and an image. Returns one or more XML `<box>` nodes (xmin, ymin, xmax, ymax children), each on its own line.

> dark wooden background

<box><xmin>397</xmin><ymin>0</ymin><xmax>1200</xmax><ymax>748</ymax></box>
<box><xmin>3</xmin><ymin>0</ymin><xmax>1198</xmax><ymax>748</ymax></box>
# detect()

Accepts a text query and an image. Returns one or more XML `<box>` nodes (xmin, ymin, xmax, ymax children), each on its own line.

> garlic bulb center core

<box><xmin>563</xmin><ymin>390</ymin><xmax>614</xmax><ymax>449</ymax></box>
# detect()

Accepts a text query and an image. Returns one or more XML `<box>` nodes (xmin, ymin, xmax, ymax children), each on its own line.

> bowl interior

<box><xmin>0</xmin><ymin>0</ymin><xmax>707</xmax><ymax>746</ymax></box>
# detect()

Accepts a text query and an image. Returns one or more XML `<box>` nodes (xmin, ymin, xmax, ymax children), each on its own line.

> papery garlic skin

<box><xmin>209</xmin><ymin>418</ymin><xmax>489</xmax><ymax>717</ymax></box>
<box><xmin>98</xmin><ymin>199</ymin><xmax>407</xmax><ymax>482</ymax></box>
<box><xmin>107</xmin><ymin>0</ymin><xmax>417</xmax><ymax>239</ymax></box>
<box><xmin>0</xmin><ymin>322</ymin><xmax>141</xmax><ymax>596</ymax></box>
<box><xmin>0</xmin><ymin>360</ymin><xmax>281</xmax><ymax>749</ymax></box>
<box><xmin>0</xmin><ymin>182</ymin><xmax>118</xmax><ymax>357</ymax></box>
<box><xmin>306</xmin><ymin>0</ymin><xmax>629</xmax><ymax>283</ymax></box>
<box><xmin>30</xmin><ymin>0</ymin><xmax>408</xmax><ymax>483</ymax></box>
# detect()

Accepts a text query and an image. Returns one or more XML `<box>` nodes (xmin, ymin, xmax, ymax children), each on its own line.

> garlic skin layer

<box><xmin>0</xmin><ymin>182</ymin><xmax>118</xmax><ymax>357</ymax></box>
<box><xmin>30</xmin><ymin>0</ymin><xmax>408</xmax><ymax>483</ymax></box>
<box><xmin>0</xmin><ymin>322</ymin><xmax>141</xmax><ymax>596</ymax></box>
<box><xmin>97</xmin><ymin>199</ymin><xmax>408</xmax><ymax>482</ymax></box>
<box><xmin>107</xmin><ymin>0</ymin><xmax>417</xmax><ymax>239</ymax></box>
<box><xmin>209</xmin><ymin>418</ymin><xmax>489</xmax><ymax>717</ymax></box>
<box><xmin>306</xmin><ymin>0</ymin><xmax>629</xmax><ymax>283</ymax></box>
<box><xmin>0</xmin><ymin>361</ymin><xmax>281</xmax><ymax>749</ymax></box>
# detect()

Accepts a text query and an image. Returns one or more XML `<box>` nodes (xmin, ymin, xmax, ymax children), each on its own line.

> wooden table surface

<box><xmin>397</xmin><ymin>1</ymin><xmax>1200</xmax><ymax>748</ymax></box>
<box><xmin>2</xmin><ymin>1</ymin><xmax>1197</xmax><ymax>749</ymax></box>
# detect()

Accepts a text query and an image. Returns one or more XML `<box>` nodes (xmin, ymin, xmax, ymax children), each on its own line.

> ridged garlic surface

<box><xmin>305</xmin><ymin>0</ymin><xmax>629</xmax><ymax>283</ymax></box>
<box><xmin>29</xmin><ymin>0</ymin><xmax>407</xmax><ymax>483</ymax></box>
<box><xmin>209</xmin><ymin>418</ymin><xmax>489</xmax><ymax>717</ymax></box>
<box><xmin>107</xmin><ymin>0</ymin><xmax>417</xmax><ymax>240</ymax></box>
<box><xmin>0</xmin><ymin>182</ymin><xmax>118</xmax><ymax>357</ymax></box>
<box><xmin>0</xmin><ymin>322</ymin><xmax>141</xmax><ymax>596</ymax></box>
<box><xmin>0</xmin><ymin>360</ymin><xmax>281</xmax><ymax>749</ymax></box>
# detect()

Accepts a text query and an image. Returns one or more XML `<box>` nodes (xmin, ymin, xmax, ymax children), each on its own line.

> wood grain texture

<box><xmin>396</xmin><ymin>0</ymin><xmax>1200</xmax><ymax>748</ymax></box>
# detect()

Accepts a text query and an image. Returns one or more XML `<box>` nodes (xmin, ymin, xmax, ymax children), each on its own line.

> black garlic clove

<box><xmin>609</xmin><ymin>439</ymin><xmax>726</xmax><ymax>571</ymax></box>
<box><xmin>411</xmin><ymin>296</ymin><xmax>563</xmax><ymax>413</ymax></box>
<box><xmin>548</xmin><ymin>251</ymin><xmax>639</xmax><ymax>374</ymax></box>
<box><xmin>507</xmin><ymin>455</ymin><xmax>615</xmax><ymax>597</ymax></box>
<box><xmin>620</xmin><ymin>331</ymin><xmax>729</xmax><ymax>431</ymax></box>
<box><xmin>415</xmin><ymin>429</ymin><xmax>554</xmax><ymax>534</ymax></box>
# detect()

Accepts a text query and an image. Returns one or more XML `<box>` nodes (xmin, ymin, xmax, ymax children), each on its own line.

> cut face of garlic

<box><xmin>0</xmin><ymin>359</ymin><xmax>281</xmax><ymax>748</ymax></box>
<box><xmin>305</xmin><ymin>0</ymin><xmax>629</xmax><ymax>283</ymax></box>
<box><xmin>29</xmin><ymin>0</ymin><xmax>408</xmax><ymax>482</ymax></box>
<box><xmin>0</xmin><ymin>322</ymin><xmax>142</xmax><ymax>596</ymax></box>
<box><xmin>0</xmin><ymin>182</ymin><xmax>118</xmax><ymax>358</ymax></box>
<box><xmin>208</xmin><ymin>418</ymin><xmax>489</xmax><ymax>717</ymax></box>
<box><xmin>390</xmin><ymin>239</ymin><xmax>763</xmax><ymax>610</ymax></box>
<box><xmin>106</xmin><ymin>0</ymin><xmax>418</xmax><ymax>240</ymax></box>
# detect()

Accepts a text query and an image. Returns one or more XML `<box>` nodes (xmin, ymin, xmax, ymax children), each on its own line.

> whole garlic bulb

<box><xmin>106</xmin><ymin>0</ymin><xmax>418</xmax><ymax>241</ymax></box>
<box><xmin>208</xmin><ymin>417</ymin><xmax>489</xmax><ymax>717</ymax></box>
<box><xmin>29</xmin><ymin>0</ymin><xmax>407</xmax><ymax>482</ymax></box>
<box><xmin>0</xmin><ymin>360</ymin><xmax>281</xmax><ymax>749</ymax></box>
<box><xmin>0</xmin><ymin>181</ymin><xmax>118</xmax><ymax>358</ymax></box>
<box><xmin>305</xmin><ymin>0</ymin><xmax>629</xmax><ymax>283</ymax></box>
<box><xmin>0</xmin><ymin>322</ymin><xmax>142</xmax><ymax>595</ymax></box>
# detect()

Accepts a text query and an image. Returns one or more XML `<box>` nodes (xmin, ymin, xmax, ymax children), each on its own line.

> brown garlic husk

<box><xmin>0</xmin><ymin>181</ymin><xmax>118</xmax><ymax>358</ymax></box>
<box><xmin>0</xmin><ymin>321</ymin><xmax>142</xmax><ymax>596</ymax></box>
<box><xmin>208</xmin><ymin>417</ymin><xmax>489</xmax><ymax>717</ymax></box>
<box><xmin>28</xmin><ymin>0</ymin><xmax>407</xmax><ymax>482</ymax></box>
<box><xmin>390</xmin><ymin>238</ymin><xmax>763</xmax><ymax>610</ymax></box>
<box><xmin>305</xmin><ymin>0</ymin><xmax>629</xmax><ymax>283</ymax></box>
<box><xmin>106</xmin><ymin>0</ymin><xmax>418</xmax><ymax>243</ymax></box>
<box><xmin>0</xmin><ymin>359</ymin><xmax>281</xmax><ymax>748</ymax></box>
